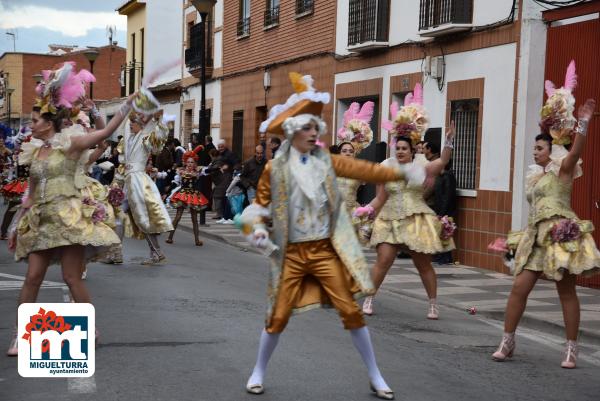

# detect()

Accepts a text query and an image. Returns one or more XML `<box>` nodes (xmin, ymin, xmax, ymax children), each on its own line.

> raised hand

<box><xmin>578</xmin><ymin>99</ymin><xmax>596</xmax><ymax>121</ymax></box>
<box><xmin>445</xmin><ymin>120</ymin><xmax>456</xmax><ymax>140</ymax></box>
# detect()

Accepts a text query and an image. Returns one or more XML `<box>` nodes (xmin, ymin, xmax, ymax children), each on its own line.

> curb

<box><xmin>385</xmin><ymin>287</ymin><xmax>600</xmax><ymax>346</ymax></box>
<box><xmin>181</xmin><ymin>222</ymin><xmax>600</xmax><ymax>345</ymax></box>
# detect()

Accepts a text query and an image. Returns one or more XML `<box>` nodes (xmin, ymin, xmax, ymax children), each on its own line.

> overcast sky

<box><xmin>0</xmin><ymin>0</ymin><xmax>127</xmax><ymax>55</ymax></box>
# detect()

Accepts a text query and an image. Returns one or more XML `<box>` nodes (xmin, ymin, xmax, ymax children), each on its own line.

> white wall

<box><xmin>182</xmin><ymin>80</ymin><xmax>221</xmax><ymax>143</ymax></box>
<box><xmin>336</xmin><ymin>0</ymin><xmax>517</xmax><ymax>56</ymax></box>
<box><xmin>145</xmin><ymin>0</ymin><xmax>183</xmax><ymax>86</ymax></box>
<box><xmin>334</xmin><ymin>43</ymin><xmax>517</xmax><ymax>192</ymax></box>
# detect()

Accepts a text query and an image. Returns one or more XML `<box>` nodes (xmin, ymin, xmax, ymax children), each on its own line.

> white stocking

<box><xmin>350</xmin><ymin>327</ymin><xmax>390</xmax><ymax>391</ymax></box>
<box><xmin>247</xmin><ymin>329</ymin><xmax>280</xmax><ymax>386</ymax></box>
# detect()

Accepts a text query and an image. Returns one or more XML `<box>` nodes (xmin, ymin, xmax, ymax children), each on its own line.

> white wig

<box><xmin>281</xmin><ymin>114</ymin><xmax>327</xmax><ymax>139</ymax></box>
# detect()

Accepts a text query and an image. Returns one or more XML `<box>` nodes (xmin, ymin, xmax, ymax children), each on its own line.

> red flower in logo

<box><xmin>22</xmin><ymin>308</ymin><xmax>72</xmax><ymax>353</ymax></box>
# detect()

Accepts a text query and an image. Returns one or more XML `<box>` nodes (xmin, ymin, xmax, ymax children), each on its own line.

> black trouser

<box><xmin>1</xmin><ymin>200</ymin><xmax>20</xmax><ymax>237</ymax></box>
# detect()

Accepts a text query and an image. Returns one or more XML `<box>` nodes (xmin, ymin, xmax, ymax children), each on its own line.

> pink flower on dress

<box><xmin>108</xmin><ymin>187</ymin><xmax>125</xmax><ymax>207</ymax></box>
<box><xmin>92</xmin><ymin>202</ymin><xmax>106</xmax><ymax>224</ymax></box>
<box><xmin>550</xmin><ymin>219</ymin><xmax>581</xmax><ymax>243</ymax></box>
<box><xmin>488</xmin><ymin>237</ymin><xmax>509</xmax><ymax>253</ymax></box>
<box><xmin>439</xmin><ymin>215</ymin><xmax>457</xmax><ymax>240</ymax></box>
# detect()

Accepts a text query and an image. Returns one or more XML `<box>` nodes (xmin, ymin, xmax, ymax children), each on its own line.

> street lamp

<box><xmin>191</xmin><ymin>0</ymin><xmax>216</xmax><ymax>146</ymax></box>
<box><xmin>6</xmin><ymin>88</ymin><xmax>14</xmax><ymax>130</ymax></box>
<box><xmin>83</xmin><ymin>48</ymin><xmax>100</xmax><ymax>99</ymax></box>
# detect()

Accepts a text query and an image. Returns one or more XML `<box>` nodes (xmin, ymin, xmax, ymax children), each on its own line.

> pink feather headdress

<box><xmin>383</xmin><ymin>83</ymin><xmax>429</xmax><ymax>149</ymax></box>
<box><xmin>540</xmin><ymin>60</ymin><xmax>577</xmax><ymax>145</ymax></box>
<box><xmin>336</xmin><ymin>101</ymin><xmax>375</xmax><ymax>154</ymax></box>
<box><xmin>34</xmin><ymin>62</ymin><xmax>95</xmax><ymax>115</ymax></box>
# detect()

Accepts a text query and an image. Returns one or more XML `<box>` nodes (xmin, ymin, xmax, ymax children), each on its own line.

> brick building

<box><xmin>220</xmin><ymin>0</ymin><xmax>337</xmax><ymax>159</ymax></box>
<box><xmin>0</xmin><ymin>45</ymin><xmax>125</xmax><ymax>128</ymax></box>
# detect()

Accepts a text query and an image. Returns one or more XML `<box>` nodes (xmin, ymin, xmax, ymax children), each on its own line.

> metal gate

<box><xmin>544</xmin><ymin>10</ymin><xmax>600</xmax><ymax>287</ymax></box>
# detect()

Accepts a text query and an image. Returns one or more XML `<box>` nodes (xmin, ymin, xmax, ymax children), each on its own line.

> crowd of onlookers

<box><xmin>139</xmin><ymin>132</ymin><xmax>280</xmax><ymax>225</ymax></box>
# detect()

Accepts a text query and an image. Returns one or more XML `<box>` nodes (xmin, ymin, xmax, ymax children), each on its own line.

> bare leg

<box><xmin>18</xmin><ymin>250</ymin><xmax>51</xmax><ymax>305</ymax></box>
<box><xmin>410</xmin><ymin>251</ymin><xmax>437</xmax><ymax>300</ymax></box>
<box><xmin>371</xmin><ymin>243</ymin><xmax>401</xmax><ymax>290</ymax></box>
<box><xmin>166</xmin><ymin>208</ymin><xmax>184</xmax><ymax>243</ymax></box>
<box><xmin>60</xmin><ymin>245</ymin><xmax>91</xmax><ymax>303</ymax></box>
<box><xmin>503</xmin><ymin>270</ymin><xmax>542</xmax><ymax>333</ymax></box>
<box><xmin>555</xmin><ymin>273</ymin><xmax>580</xmax><ymax>341</ymax></box>
<box><xmin>190</xmin><ymin>209</ymin><xmax>203</xmax><ymax>246</ymax></box>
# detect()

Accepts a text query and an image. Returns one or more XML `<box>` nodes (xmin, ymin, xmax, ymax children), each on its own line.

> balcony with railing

<box><xmin>264</xmin><ymin>5</ymin><xmax>280</xmax><ymax>28</ymax></box>
<box><xmin>419</xmin><ymin>0</ymin><xmax>473</xmax><ymax>37</ymax></box>
<box><xmin>296</xmin><ymin>0</ymin><xmax>314</xmax><ymax>18</ymax></box>
<box><xmin>237</xmin><ymin>16</ymin><xmax>251</xmax><ymax>38</ymax></box>
<box><xmin>185</xmin><ymin>21</ymin><xmax>213</xmax><ymax>78</ymax></box>
<box><xmin>347</xmin><ymin>0</ymin><xmax>390</xmax><ymax>52</ymax></box>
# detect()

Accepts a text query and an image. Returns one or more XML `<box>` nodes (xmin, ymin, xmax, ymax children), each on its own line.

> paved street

<box><xmin>1</xmin><ymin>223</ymin><xmax>599</xmax><ymax>401</ymax></box>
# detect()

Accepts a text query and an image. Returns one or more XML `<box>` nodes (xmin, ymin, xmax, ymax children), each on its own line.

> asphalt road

<box><xmin>0</xmin><ymin>230</ymin><xmax>599</xmax><ymax>401</ymax></box>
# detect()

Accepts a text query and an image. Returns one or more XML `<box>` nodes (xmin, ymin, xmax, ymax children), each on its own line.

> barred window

<box><xmin>296</xmin><ymin>0</ymin><xmax>314</xmax><ymax>16</ymax></box>
<box><xmin>238</xmin><ymin>0</ymin><xmax>251</xmax><ymax>37</ymax></box>
<box><xmin>450</xmin><ymin>99</ymin><xmax>479</xmax><ymax>190</ymax></box>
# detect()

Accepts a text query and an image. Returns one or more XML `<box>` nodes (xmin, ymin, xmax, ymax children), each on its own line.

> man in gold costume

<box><xmin>241</xmin><ymin>73</ymin><xmax>424</xmax><ymax>399</ymax></box>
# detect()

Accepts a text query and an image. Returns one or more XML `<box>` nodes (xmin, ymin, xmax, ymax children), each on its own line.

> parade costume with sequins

<box><xmin>506</xmin><ymin>162</ymin><xmax>600</xmax><ymax>280</ymax></box>
<box><xmin>170</xmin><ymin>168</ymin><xmax>209</xmax><ymax>210</ymax></box>
<box><xmin>14</xmin><ymin>128</ymin><xmax>120</xmax><ymax>262</ymax></box>
<box><xmin>370</xmin><ymin>157</ymin><xmax>455</xmax><ymax>254</ymax></box>
<box><xmin>120</xmin><ymin>119</ymin><xmax>173</xmax><ymax>237</ymax></box>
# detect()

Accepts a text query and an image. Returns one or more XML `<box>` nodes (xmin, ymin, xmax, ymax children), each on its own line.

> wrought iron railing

<box><xmin>264</xmin><ymin>5</ymin><xmax>280</xmax><ymax>27</ymax></box>
<box><xmin>237</xmin><ymin>16</ymin><xmax>251</xmax><ymax>37</ymax></box>
<box><xmin>185</xmin><ymin>21</ymin><xmax>213</xmax><ymax>70</ymax></box>
<box><xmin>419</xmin><ymin>0</ymin><xmax>473</xmax><ymax>31</ymax></box>
<box><xmin>296</xmin><ymin>0</ymin><xmax>314</xmax><ymax>16</ymax></box>
<box><xmin>348</xmin><ymin>0</ymin><xmax>390</xmax><ymax>46</ymax></box>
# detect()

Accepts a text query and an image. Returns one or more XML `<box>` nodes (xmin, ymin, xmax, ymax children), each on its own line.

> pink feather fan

<box><xmin>356</xmin><ymin>101</ymin><xmax>375</xmax><ymax>123</ymax></box>
<box><xmin>563</xmin><ymin>60</ymin><xmax>577</xmax><ymax>92</ymax></box>
<box><xmin>382</xmin><ymin>101</ymin><xmax>399</xmax><ymax>131</ymax></box>
<box><xmin>545</xmin><ymin>60</ymin><xmax>577</xmax><ymax>98</ymax></box>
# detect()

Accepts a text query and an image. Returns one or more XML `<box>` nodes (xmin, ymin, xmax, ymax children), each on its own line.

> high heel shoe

<box><xmin>165</xmin><ymin>238</ymin><xmax>173</xmax><ymax>244</ymax></box>
<box><xmin>492</xmin><ymin>333</ymin><xmax>515</xmax><ymax>361</ymax></box>
<box><xmin>427</xmin><ymin>303</ymin><xmax>439</xmax><ymax>320</ymax></box>
<box><xmin>195</xmin><ymin>239</ymin><xmax>203</xmax><ymax>246</ymax></box>
<box><xmin>561</xmin><ymin>340</ymin><xmax>577</xmax><ymax>369</ymax></box>
<box><xmin>246</xmin><ymin>383</ymin><xmax>264</xmax><ymax>394</ymax></box>
<box><xmin>370</xmin><ymin>382</ymin><xmax>394</xmax><ymax>400</ymax></box>
<box><xmin>362</xmin><ymin>296</ymin><xmax>374</xmax><ymax>315</ymax></box>
<box><xmin>6</xmin><ymin>327</ymin><xmax>17</xmax><ymax>357</ymax></box>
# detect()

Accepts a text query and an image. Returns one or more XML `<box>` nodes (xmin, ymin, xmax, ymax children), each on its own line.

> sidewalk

<box><xmin>172</xmin><ymin>209</ymin><xmax>600</xmax><ymax>343</ymax></box>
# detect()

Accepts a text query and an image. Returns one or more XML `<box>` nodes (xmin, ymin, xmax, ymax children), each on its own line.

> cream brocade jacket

<box><xmin>253</xmin><ymin>147</ymin><xmax>403</xmax><ymax>326</ymax></box>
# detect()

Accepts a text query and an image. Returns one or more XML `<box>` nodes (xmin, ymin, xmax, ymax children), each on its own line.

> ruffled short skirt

<box><xmin>508</xmin><ymin>217</ymin><xmax>600</xmax><ymax>281</ymax></box>
<box><xmin>370</xmin><ymin>213</ymin><xmax>455</xmax><ymax>254</ymax></box>
<box><xmin>15</xmin><ymin>195</ymin><xmax>120</xmax><ymax>263</ymax></box>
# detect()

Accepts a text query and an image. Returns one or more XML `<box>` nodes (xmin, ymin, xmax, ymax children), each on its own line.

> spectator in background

<box><xmin>239</xmin><ymin>145</ymin><xmax>266</xmax><ymax>204</ymax></box>
<box><xmin>216</xmin><ymin>138</ymin><xmax>240</xmax><ymax>170</ymax></box>
<box><xmin>204</xmin><ymin>135</ymin><xmax>216</xmax><ymax>152</ymax></box>
<box><xmin>415</xmin><ymin>140</ymin><xmax>426</xmax><ymax>155</ymax></box>
<box><xmin>173</xmin><ymin>139</ymin><xmax>185</xmax><ymax>166</ymax></box>
<box><xmin>258</xmin><ymin>132</ymin><xmax>267</xmax><ymax>151</ymax></box>
<box><xmin>432</xmin><ymin>160</ymin><xmax>457</xmax><ymax>265</ymax></box>
<box><xmin>329</xmin><ymin>144</ymin><xmax>340</xmax><ymax>154</ymax></box>
<box><xmin>156</xmin><ymin>139</ymin><xmax>175</xmax><ymax>195</ymax></box>
<box><xmin>226</xmin><ymin>163</ymin><xmax>245</xmax><ymax>220</ymax></box>
<box><xmin>205</xmin><ymin>150</ymin><xmax>231</xmax><ymax>222</ymax></box>
<box><xmin>424</xmin><ymin>142</ymin><xmax>440</xmax><ymax>161</ymax></box>
<box><xmin>269</xmin><ymin>137</ymin><xmax>281</xmax><ymax>159</ymax></box>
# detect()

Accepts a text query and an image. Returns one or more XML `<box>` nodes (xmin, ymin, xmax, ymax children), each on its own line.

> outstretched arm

<box><xmin>69</xmin><ymin>94</ymin><xmax>136</xmax><ymax>153</ymax></box>
<box><xmin>560</xmin><ymin>99</ymin><xmax>595</xmax><ymax>179</ymax></box>
<box><xmin>426</xmin><ymin>120</ymin><xmax>455</xmax><ymax>178</ymax></box>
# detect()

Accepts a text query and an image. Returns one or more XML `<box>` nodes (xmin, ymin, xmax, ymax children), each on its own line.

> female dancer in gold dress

<box><xmin>356</xmin><ymin>84</ymin><xmax>456</xmax><ymax>318</ymax></box>
<box><xmin>6</xmin><ymin>63</ymin><xmax>135</xmax><ymax>356</ymax></box>
<box><xmin>490</xmin><ymin>62</ymin><xmax>599</xmax><ymax>368</ymax></box>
